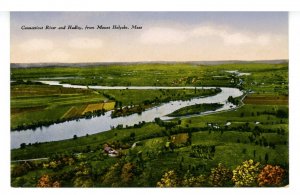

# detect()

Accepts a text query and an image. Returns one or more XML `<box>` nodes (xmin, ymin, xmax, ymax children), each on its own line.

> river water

<box><xmin>11</xmin><ymin>82</ymin><xmax>243</xmax><ymax>149</ymax></box>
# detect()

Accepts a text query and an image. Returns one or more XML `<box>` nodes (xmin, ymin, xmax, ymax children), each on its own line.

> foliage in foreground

<box><xmin>232</xmin><ymin>159</ymin><xmax>261</xmax><ymax>187</ymax></box>
<box><xmin>257</xmin><ymin>165</ymin><xmax>286</xmax><ymax>187</ymax></box>
<box><xmin>208</xmin><ymin>163</ymin><xmax>233</xmax><ymax>187</ymax></box>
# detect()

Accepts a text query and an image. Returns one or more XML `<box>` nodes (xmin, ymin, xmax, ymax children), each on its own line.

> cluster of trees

<box><xmin>112</xmin><ymin>121</ymin><xmax>146</xmax><ymax>130</ymax></box>
<box><xmin>154</xmin><ymin>118</ymin><xmax>179</xmax><ymax>130</ymax></box>
<box><xmin>11</xmin><ymin>161</ymin><xmax>40</xmax><ymax>178</ymax></box>
<box><xmin>112</xmin><ymin>104</ymin><xmax>145</xmax><ymax>118</ymax></box>
<box><xmin>227</xmin><ymin>96</ymin><xmax>240</xmax><ymax>106</ymax></box>
<box><xmin>167</xmin><ymin>103</ymin><xmax>223</xmax><ymax>117</ymax></box>
<box><xmin>83</xmin><ymin>109</ymin><xmax>106</xmax><ymax>119</ymax></box>
<box><xmin>157</xmin><ymin>160</ymin><xmax>288</xmax><ymax>187</ymax></box>
<box><xmin>257</xmin><ymin>109</ymin><xmax>288</xmax><ymax>119</ymax></box>
<box><xmin>189</xmin><ymin>145</ymin><xmax>216</xmax><ymax>159</ymax></box>
<box><xmin>12</xmin><ymin>142</ymin><xmax>288</xmax><ymax>187</ymax></box>
<box><xmin>11</xmin><ymin>80</ymin><xmax>45</xmax><ymax>86</ymax></box>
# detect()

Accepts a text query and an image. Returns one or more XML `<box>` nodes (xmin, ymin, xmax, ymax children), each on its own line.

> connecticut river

<box><xmin>11</xmin><ymin>82</ymin><xmax>243</xmax><ymax>149</ymax></box>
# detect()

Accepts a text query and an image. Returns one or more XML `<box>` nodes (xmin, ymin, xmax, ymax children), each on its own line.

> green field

<box><xmin>10</xmin><ymin>62</ymin><xmax>289</xmax><ymax>187</ymax></box>
<box><xmin>167</xmin><ymin>103</ymin><xmax>223</xmax><ymax>117</ymax></box>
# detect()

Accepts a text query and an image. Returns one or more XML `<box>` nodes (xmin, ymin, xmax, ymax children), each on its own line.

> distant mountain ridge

<box><xmin>11</xmin><ymin>59</ymin><xmax>289</xmax><ymax>68</ymax></box>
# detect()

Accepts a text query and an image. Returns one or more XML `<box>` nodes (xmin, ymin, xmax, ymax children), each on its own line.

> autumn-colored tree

<box><xmin>157</xmin><ymin>170</ymin><xmax>178</xmax><ymax>187</ymax></box>
<box><xmin>37</xmin><ymin>174</ymin><xmax>52</xmax><ymax>187</ymax></box>
<box><xmin>209</xmin><ymin>163</ymin><xmax>233</xmax><ymax>187</ymax></box>
<box><xmin>232</xmin><ymin>159</ymin><xmax>260</xmax><ymax>187</ymax></box>
<box><xmin>52</xmin><ymin>181</ymin><xmax>61</xmax><ymax>187</ymax></box>
<box><xmin>257</xmin><ymin>165</ymin><xmax>286</xmax><ymax>187</ymax></box>
<box><xmin>36</xmin><ymin>174</ymin><xmax>60</xmax><ymax>187</ymax></box>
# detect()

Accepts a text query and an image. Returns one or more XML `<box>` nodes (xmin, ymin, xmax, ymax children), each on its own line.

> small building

<box><xmin>104</xmin><ymin>145</ymin><xmax>119</xmax><ymax>157</ymax></box>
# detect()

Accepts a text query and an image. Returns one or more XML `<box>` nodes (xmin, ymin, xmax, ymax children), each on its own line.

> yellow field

<box><xmin>61</xmin><ymin>105</ymin><xmax>87</xmax><ymax>119</ymax></box>
<box><xmin>103</xmin><ymin>101</ymin><xmax>115</xmax><ymax>110</ymax></box>
<box><xmin>83</xmin><ymin>103</ymin><xmax>104</xmax><ymax>114</ymax></box>
<box><xmin>82</xmin><ymin>101</ymin><xmax>115</xmax><ymax>114</ymax></box>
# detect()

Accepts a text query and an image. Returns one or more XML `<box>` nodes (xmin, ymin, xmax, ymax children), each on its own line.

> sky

<box><xmin>10</xmin><ymin>12</ymin><xmax>288</xmax><ymax>63</ymax></box>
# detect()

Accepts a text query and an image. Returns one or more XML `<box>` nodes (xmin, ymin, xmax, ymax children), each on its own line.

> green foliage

<box><xmin>232</xmin><ymin>159</ymin><xmax>261</xmax><ymax>187</ymax></box>
<box><xmin>276</xmin><ymin>109</ymin><xmax>288</xmax><ymax>118</ymax></box>
<box><xmin>227</xmin><ymin>96</ymin><xmax>240</xmax><ymax>105</ymax></box>
<box><xmin>168</xmin><ymin>103</ymin><xmax>223</xmax><ymax>117</ymax></box>
<box><xmin>101</xmin><ymin>163</ymin><xmax>122</xmax><ymax>187</ymax></box>
<box><xmin>190</xmin><ymin>145</ymin><xmax>216</xmax><ymax>159</ymax></box>
<box><xmin>73</xmin><ymin>162</ymin><xmax>93</xmax><ymax>187</ymax></box>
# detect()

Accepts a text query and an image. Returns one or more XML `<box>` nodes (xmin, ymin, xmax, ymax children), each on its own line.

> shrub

<box><xmin>232</xmin><ymin>159</ymin><xmax>260</xmax><ymax>187</ymax></box>
<box><xmin>36</xmin><ymin>174</ymin><xmax>60</xmax><ymax>187</ymax></box>
<box><xmin>11</xmin><ymin>162</ymin><xmax>32</xmax><ymax>177</ymax></box>
<box><xmin>157</xmin><ymin>170</ymin><xmax>178</xmax><ymax>187</ymax></box>
<box><xmin>209</xmin><ymin>163</ymin><xmax>233</xmax><ymax>187</ymax></box>
<box><xmin>257</xmin><ymin>165</ymin><xmax>286</xmax><ymax>187</ymax></box>
<box><xmin>181</xmin><ymin>171</ymin><xmax>206</xmax><ymax>187</ymax></box>
<box><xmin>121</xmin><ymin>163</ymin><xmax>136</xmax><ymax>184</ymax></box>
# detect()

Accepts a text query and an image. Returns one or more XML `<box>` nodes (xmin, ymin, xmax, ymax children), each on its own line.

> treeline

<box><xmin>11</xmin><ymin>80</ymin><xmax>45</xmax><ymax>86</ymax></box>
<box><xmin>167</xmin><ymin>103</ymin><xmax>223</xmax><ymax>117</ymax></box>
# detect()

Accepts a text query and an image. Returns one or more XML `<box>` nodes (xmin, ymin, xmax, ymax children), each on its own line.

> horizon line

<box><xmin>11</xmin><ymin>59</ymin><xmax>289</xmax><ymax>64</ymax></box>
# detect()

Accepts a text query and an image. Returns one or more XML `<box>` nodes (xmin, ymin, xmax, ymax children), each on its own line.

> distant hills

<box><xmin>11</xmin><ymin>59</ymin><xmax>289</xmax><ymax>68</ymax></box>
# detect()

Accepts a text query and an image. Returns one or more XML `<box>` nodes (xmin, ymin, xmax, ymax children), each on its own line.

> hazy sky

<box><xmin>11</xmin><ymin>12</ymin><xmax>288</xmax><ymax>63</ymax></box>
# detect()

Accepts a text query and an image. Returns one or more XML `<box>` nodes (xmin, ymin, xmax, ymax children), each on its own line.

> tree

<box><xmin>232</xmin><ymin>159</ymin><xmax>260</xmax><ymax>187</ymax></box>
<box><xmin>121</xmin><ymin>163</ymin><xmax>136</xmax><ymax>185</ymax></box>
<box><xmin>181</xmin><ymin>171</ymin><xmax>206</xmax><ymax>187</ymax></box>
<box><xmin>265</xmin><ymin>153</ymin><xmax>269</xmax><ymax>163</ymax></box>
<box><xmin>20</xmin><ymin>143</ymin><xmax>26</xmax><ymax>149</ymax></box>
<box><xmin>276</xmin><ymin>109</ymin><xmax>288</xmax><ymax>118</ymax></box>
<box><xmin>209</xmin><ymin>163</ymin><xmax>233</xmax><ymax>187</ymax></box>
<box><xmin>73</xmin><ymin>162</ymin><xmax>93</xmax><ymax>187</ymax></box>
<box><xmin>36</xmin><ymin>174</ymin><xmax>60</xmax><ymax>187</ymax></box>
<box><xmin>11</xmin><ymin>162</ymin><xmax>32</xmax><ymax>177</ymax></box>
<box><xmin>102</xmin><ymin>163</ymin><xmax>122</xmax><ymax>187</ymax></box>
<box><xmin>130</xmin><ymin>132</ymin><xmax>136</xmax><ymax>141</ymax></box>
<box><xmin>157</xmin><ymin>170</ymin><xmax>178</xmax><ymax>187</ymax></box>
<box><xmin>257</xmin><ymin>165</ymin><xmax>286</xmax><ymax>187</ymax></box>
